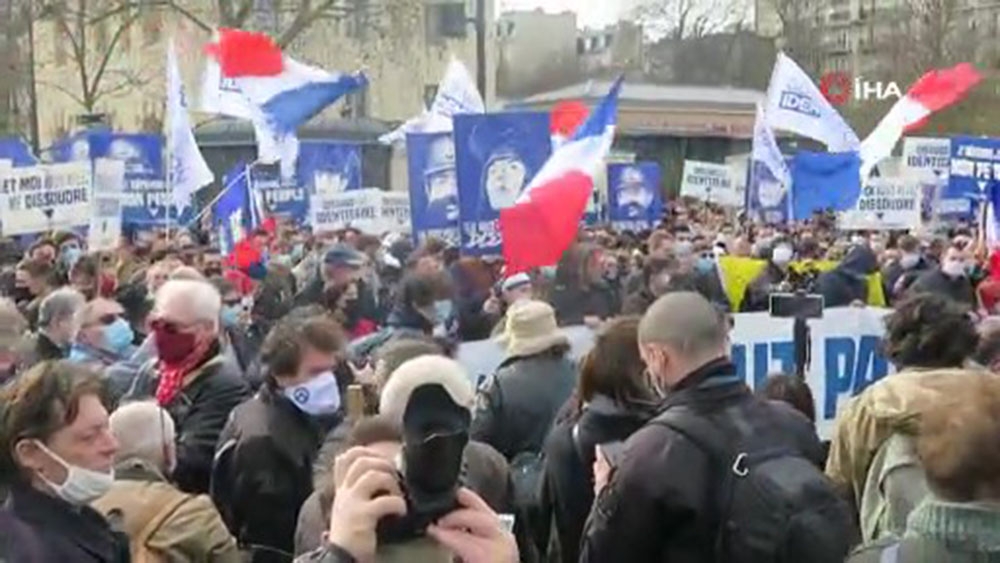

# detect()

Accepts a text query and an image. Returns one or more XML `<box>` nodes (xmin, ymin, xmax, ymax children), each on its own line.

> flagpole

<box><xmin>181</xmin><ymin>159</ymin><xmax>262</xmax><ymax>232</ymax></box>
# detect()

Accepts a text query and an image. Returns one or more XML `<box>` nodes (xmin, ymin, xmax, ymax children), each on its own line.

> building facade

<box><xmin>29</xmin><ymin>0</ymin><xmax>497</xmax><ymax>145</ymax></box>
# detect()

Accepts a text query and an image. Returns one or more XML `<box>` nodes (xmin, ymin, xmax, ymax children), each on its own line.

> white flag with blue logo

<box><xmin>380</xmin><ymin>58</ymin><xmax>484</xmax><ymax>145</ymax></box>
<box><xmin>166</xmin><ymin>40</ymin><xmax>213</xmax><ymax>210</ymax></box>
<box><xmin>764</xmin><ymin>53</ymin><xmax>860</xmax><ymax>152</ymax></box>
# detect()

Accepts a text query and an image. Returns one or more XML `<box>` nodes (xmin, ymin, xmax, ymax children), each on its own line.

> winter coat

<box><xmin>123</xmin><ymin>344</ymin><xmax>251</xmax><ymax>495</ymax></box>
<box><xmin>213</xmin><ymin>384</ymin><xmax>343</xmax><ymax>563</ymax></box>
<box><xmin>91</xmin><ymin>458</ymin><xmax>240</xmax><ymax>562</ymax></box>
<box><xmin>538</xmin><ymin>395</ymin><xmax>655</xmax><ymax>563</ymax></box>
<box><xmin>579</xmin><ymin>358</ymin><xmax>824</xmax><ymax>563</ymax></box>
<box><xmin>907</xmin><ymin>269</ymin><xmax>977</xmax><ymax>309</ymax></box>
<box><xmin>816</xmin><ymin>245</ymin><xmax>878</xmax><ymax>307</ymax></box>
<box><xmin>0</xmin><ymin>481</ymin><xmax>131</xmax><ymax>563</ymax></box>
<box><xmin>741</xmin><ymin>262</ymin><xmax>787</xmax><ymax>312</ymax></box>
<box><xmin>549</xmin><ymin>283</ymin><xmax>620</xmax><ymax>326</ymax></box>
<box><xmin>470</xmin><ymin>351</ymin><xmax>577</xmax><ymax>460</ymax></box>
<box><xmin>825</xmin><ymin>367</ymin><xmax>983</xmax><ymax>515</ymax></box>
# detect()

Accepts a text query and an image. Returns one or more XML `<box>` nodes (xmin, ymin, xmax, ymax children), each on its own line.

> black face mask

<box><xmin>204</xmin><ymin>267</ymin><xmax>223</xmax><ymax>278</ymax></box>
<box><xmin>11</xmin><ymin>286</ymin><xmax>32</xmax><ymax>303</ymax></box>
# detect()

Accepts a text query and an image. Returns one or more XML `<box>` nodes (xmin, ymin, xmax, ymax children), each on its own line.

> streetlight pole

<box><xmin>474</xmin><ymin>0</ymin><xmax>487</xmax><ymax>109</ymax></box>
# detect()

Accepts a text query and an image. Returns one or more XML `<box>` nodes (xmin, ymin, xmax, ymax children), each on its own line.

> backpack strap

<box><xmin>650</xmin><ymin>406</ymin><xmax>740</xmax><ymax>563</ymax></box>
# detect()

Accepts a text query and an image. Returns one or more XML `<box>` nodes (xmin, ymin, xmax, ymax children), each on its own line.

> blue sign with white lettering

<box><xmin>453</xmin><ymin>112</ymin><xmax>551</xmax><ymax>256</ymax></box>
<box><xmin>946</xmin><ymin>135</ymin><xmax>1000</xmax><ymax>218</ymax></box>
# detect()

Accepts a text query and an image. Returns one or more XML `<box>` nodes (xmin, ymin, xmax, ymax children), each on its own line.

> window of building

<box><xmin>143</xmin><ymin>10</ymin><xmax>162</xmax><ymax>45</ymax></box>
<box><xmin>424</xmin><ymin>84</ymin><xmax>439</xmax><ymax>108</ymax></box>
<box><xmin>425</xmin><ymin>2</ymin><xmax>468</xmax><ymax>43</ymax></box>
<box><xmin>577</xmin><ymin>37</ymin><xmax>585</xmax><ymax>54</ymax></box>
<box><xmin>53</xmin><ymin>19</ymin><xmax>67</xmax><ymax>65</ymax></box>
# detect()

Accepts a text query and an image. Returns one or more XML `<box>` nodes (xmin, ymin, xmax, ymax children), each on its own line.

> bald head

<box><xmin>639</xmin><ymin>292</ymin><xmax>729</xmax><ymax>390</ymax></box>
<box><xmin>639</xmin><ymin>292</ymin><xmax>727</xmax><ymax>354</ymax></box>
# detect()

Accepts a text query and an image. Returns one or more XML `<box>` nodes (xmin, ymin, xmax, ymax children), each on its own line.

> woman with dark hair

<box><xmin>826</xmin><ymin>293</ymin><xmax>982</xmax><ymax>543</ymax></box>
<box><xmin>759</xmin><ymin>373</ymin><xmax>816</xmax><ymax>424</ymax></box>
<box><xmin>347</xmin><ymin>272</ymin><xmax>453</xmax><ymax>361</ymax></box>
<box><xmin>537</xmin><ymin>317</ymin><xmax>658</xmax><ymax>563</ymax></box>
<box><xmin>548</xmin><ymin>244</ymin><xmax>620</xmax><ymax>326</ymax></box>
<box><xmin>449</xmin><ymin>257</ymin><xmax>497</xmax><ymax>341</ymax></box>
<box><xmin>322</xmin><ymin>281</ymin><xmax>377</xmax><ymax>339</ymax></box>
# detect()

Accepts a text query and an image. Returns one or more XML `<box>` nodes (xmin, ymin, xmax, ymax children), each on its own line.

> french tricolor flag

<box><xmin>500</xmin><ymin>78</ymin><xmax>622</xmax><ymax>274</ymax></box>
<box><xmin>204</xmin><ymin>29</ymin><xmax>368</xmax><ymax>176</ymax></box>
<box><xmin>859</xmin><ymin>63</ymin><xmax>980</xmax><ymax>180</ymax></box>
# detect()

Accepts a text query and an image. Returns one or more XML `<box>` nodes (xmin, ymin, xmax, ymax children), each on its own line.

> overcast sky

<box><xmin>497</xmin><ymin>0</ymin><xmax>638</xmax><ymax>29</ymax></box>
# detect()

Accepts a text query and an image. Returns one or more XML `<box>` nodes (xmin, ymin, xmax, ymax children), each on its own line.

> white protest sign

<box><xmin>88</xmin><ymin>158</ymin><xmax>125</xmax><ymax>252</ymax></box>
<box><xmin>680</xmin><ymin>160</ymin><xmax>743</xmax><ymax>207</ymax></box>
<box><xmin>0</xmin><ymin>161</ymin><xmax>92</xmax><ymax>235</ymax></box>
<box><xmin>838</xmin><ymin>176</ymin><xmax>921</xmax><ymax>231</ymax></box>
<box><xmin>311</xmin><ymin>188</ymin><xmax>412</xmax><ymax>235</ymax></box>
<box><xmin>453</xmin><ymin>307</ymin><xmax>892</xmax><ymax>440</ymax></box>
<box><xmin>901</xmin><ymin>137</ymin><xmax>951</xmax><ymax>220</ymax></box>
<box><xmin>0</xmin><ymin>160</ymin><xmax>11</xmax><ymax>171</ymax></box>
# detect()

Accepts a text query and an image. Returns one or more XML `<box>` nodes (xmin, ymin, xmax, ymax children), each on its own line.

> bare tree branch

<box><xmin>86</xmin><ymin>8</ymin><xmax>142</xmax><ymax>106</ymax></box>
<box><xmin>278</xmin><ymin>0</ymin><xmax>342</xmax><ymax>47</ymax></box>
<box><xmin>34</xmin><ymin>78</ymin><xmax>88</xmax><ymax>107</ymax></box>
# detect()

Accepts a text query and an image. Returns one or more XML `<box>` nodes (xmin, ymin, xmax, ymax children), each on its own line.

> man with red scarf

<box><xmin>122</xmin><ymin>279</ymin><xmax>250</xmax><ymax>495</ymax></box>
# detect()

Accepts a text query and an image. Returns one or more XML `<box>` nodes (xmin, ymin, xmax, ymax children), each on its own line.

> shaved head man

<box><xmin>638</xmin><ymin>292</ymin><xmax>729</xmax><ymax>392</ymax></box>
<box><xmin>580</xmin><ymin>293</ymin><xmax>833</xmax><ymax>563</ymax></box>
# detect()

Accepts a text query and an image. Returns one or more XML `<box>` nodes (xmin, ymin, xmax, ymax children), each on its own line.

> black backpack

<box><xmin>653</xmin><ymin>406</ymin><xmax>855</xmax><ymax>563</ymax></box>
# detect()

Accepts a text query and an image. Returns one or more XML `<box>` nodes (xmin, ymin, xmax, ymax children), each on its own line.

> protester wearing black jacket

<box><xmin>539</xmin><ymin>317</ymin><xmax>658</xmax><ymax>563</ymax></box>
<box><xmin>122</xmin><ymin>280</ymin><xmax>251</xmax><ymax>495</ymax></box>
<box><xmin>549</xmin><ymin>244</ymin><xmax>620</xmax><ymax>326</ymax></box>
<box><xmin>907</xmin><ymin>244</ymin><xmax>977</xmax><ymax>309</ymax></box>
<box><xmin>580</xmin><ymin>293</ymin><xmax>826</xmax><ymax>563</ymax></box>
<box><xmin>816</xmin><ymin>244</ymin><xmax>879</xmax><ymax>307</ymax></box>
<box><xmin>213</xmin><ymin>315</ymin><xmax>345</xmax><ymax>563</ymax></box>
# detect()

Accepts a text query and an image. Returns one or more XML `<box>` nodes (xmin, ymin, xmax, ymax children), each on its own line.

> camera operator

<box><xmin>296</xmin><ymin>445</ymin><xmax>518</xmax><ymax>563</ymax></box>
<box><xmin>741</xmin><ymin>240</ymin><xmax>794</xmax><ymax>312</ymax></box>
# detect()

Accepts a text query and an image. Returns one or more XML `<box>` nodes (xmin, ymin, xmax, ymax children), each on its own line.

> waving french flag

<box><xmin>204</xmin><ymin>29</ymin><xmax>367</xmax><ymax>176</ymax></box>
<box><xmin>500</xmin><ymin>78</ymin><xmax>622</xmax><ymax>274</ymax></box>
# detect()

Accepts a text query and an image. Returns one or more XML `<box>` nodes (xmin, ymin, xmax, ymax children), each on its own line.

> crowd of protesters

<box><xmin>2</xmin><ymin>199</ymin><xmax>1000</xmax><ymax>562</ymax></box>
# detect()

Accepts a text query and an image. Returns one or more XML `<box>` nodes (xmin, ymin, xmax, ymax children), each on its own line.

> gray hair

<box><xmin>154</xmin><ymin>279</ymin><xmax>222</xmax><ymax>328</ymax></box>
<box><xmin>109</xmin><ymin>401</ymin><xmax>176</xmax><ymax>470</ymax></box>
<box><xmin>638</xmin><ymin>291</ymin><xmax>727</xmax><ymax>358</ymax></box>
<box><xmin>38</xmin><ymin>288</ymin><xmax>86</xmax><ymax>329</ymax></box>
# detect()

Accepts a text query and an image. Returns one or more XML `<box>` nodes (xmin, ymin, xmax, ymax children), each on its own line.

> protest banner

<box><xmin>607</xmin><ymin>162</ymin><xmax>662</xmax><ymax>232</ymax></box>
<box><xmin>49</xmin><ymin>132</ymin><xmax>192</xmax><ymax>227</ymax></box>
<box><xmin>88</xmin><ymin>158</ymin><xmax>125</xmax><ymax>252</ymax></box>
<box><xmin>311</xmin><ymin>188</ymin><xmax>411</xmax><ymax>235</ymax></box>
<box><xmin>457</xmin><ymin>307</ymin><xmax>891</xmax><ymax>440</ymax></box>
<box><xmin>0</xmin><ymin>160</ymin><xmax>11</xmax><ymax>171</ymax></box>
<box><xmin>902</xmin><ymin>137</ymin><xmax>951</xmax><ymax>223</ymax></box>
<box><xmin>453</xmin><ymin>112</ymin><xmax>552</xmax><ymax>256</ymax></box>
<box><xmin>249</xmin><ymin>140</ymin><xmax>362</xmax><ymax>223</ymax></box>
<box><xmin>679</xmin><ymin>160</ymin><xmax>742</xmax><ymax>207</ymax></box>
<box><xmin>406</xmin><ymin>132</ymin><xmax>460</xmax><ymax>246</ymax></box>
<box><xmin>0</xmin><ymin>162</ymin><xmax>92</xmax><ymax>235</ymax></box>
<box><xmin>837</xmin><ymin>176</ymin><xmax>921</xmax><ymax>230</ymax></box>
<box><xmin>947</xmin><ymin>135</ymin><xmax>1000</xmax><ymax>218</ymax></box>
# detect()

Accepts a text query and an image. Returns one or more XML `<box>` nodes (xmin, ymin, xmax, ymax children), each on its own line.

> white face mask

<box><xmin>772</xmin><ymin>245</ymin><xmax>794</xmax><ymax>266</ymax></box>
<box><xmin>34</xmin><ymin>440</ymin><xmax>114</xmax><ymax>505</ymax></box>
<box><xmin>284</xmin><ymin>371</ymin><xmax>342</xmax><ymax>416</ymax></box>
<box><xmin>942</xmin><ymin>260</ymin><xmax>967</xmax><ymax>278</ymax></box>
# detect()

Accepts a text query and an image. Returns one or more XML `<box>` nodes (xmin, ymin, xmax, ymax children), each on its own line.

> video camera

<box><xmin>376</xmin><ymin>384</ymin><xmax>469</xmax><ymax>544</ymax></box>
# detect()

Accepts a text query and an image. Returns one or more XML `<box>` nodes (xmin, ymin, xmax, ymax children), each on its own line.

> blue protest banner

<box><xmin>215</xmin><ymin>161</ymin><xmax>253</xmax><ymax>256</ymax></box>
<box><xmin>947</xmin><ymin>135</ymin><xmax>1000</xmax><ymax>218</ymax></box>
<box><xmin>453</xmin><ymin>112</ymin><xmax>551</xmax><ymax>255</ymax></box>
<box><xmin>50</xmin><ymin>131</ymin><xmax>192</xmax><ymax>227</ymax></box>
<box><xmin>607</xmin><ymin>162</ymin><xmax>662</xmax><ymax>232</ymax></box>
<box><xmin>248</xmin><ymin>140</ymin><xmax>361</xmax><ymax>223</ymax></box>
<box><xmin>406</xmin><ymin>132</ymin><xmax>460</xmax><ymax>246</ymax></box>
<box><xmin>0</xmin><ymin>137</ymin><xmax>38</xmax><ymax>166</ymax></box>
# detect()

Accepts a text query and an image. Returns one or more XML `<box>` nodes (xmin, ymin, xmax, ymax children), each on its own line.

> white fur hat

<box><xmin>379</xmin><ymin>355</ymin><xmax>474</xmax><ymax>425</ymax></box>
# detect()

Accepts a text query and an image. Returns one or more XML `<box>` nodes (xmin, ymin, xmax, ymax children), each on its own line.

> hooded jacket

<box><xmin>817</xmin><ymin>245</ymin><xmax>877</xmax><ymax>307</ymax></box>
<box><xmin>825</xmin><ymin>367</ymin><xmax>985</xmax><ymax>514</ymax></box>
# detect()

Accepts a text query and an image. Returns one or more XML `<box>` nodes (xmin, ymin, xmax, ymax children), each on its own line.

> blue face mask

<box><xmin>220</xmin><ymin>305</ymin><xmax>241</xmax><ymax>328</ymax></box>
<box><xmin>434</xmin><ymin>300</ymin><xmax>453</xmax><ymax>324</ymax></box>
<box><xmin>102</xmin><ymin>318</ymin><xmax>135</xmax><ymax>357</ymax></box>
<box><xmin>696</xmin><ymin>257</ymin><xmax>715</xmax><ymax>274</ymax></box>
<box><xmin>284</xmin><ymin>371</ymin><xmax>341</xmax><ymax>416</ymax></box>
<box><xmin>291</xmin><ymin>243</ymin><xmax>306</xmax><ymax>262</ymax></box>
<box><xmin>61</xmin><ymin>246</ymin><xmax>82</xmax><ymax>269</ymax></box>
